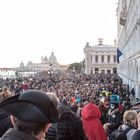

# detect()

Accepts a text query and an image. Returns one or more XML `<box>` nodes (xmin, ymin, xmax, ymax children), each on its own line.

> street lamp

<box><xmin>15</xmin><ymin>70</ymin><xmax>19</xmax><ymax>79</ymax></box>
<box><xmin>48</xmin><ymin>64</ymin><xmax>53</xmax><ymax>79</ymax></box>
<box><xmin>48</xmin><ymin>70</ymin><xmax>52</xmax><ymax>79</ymax></box>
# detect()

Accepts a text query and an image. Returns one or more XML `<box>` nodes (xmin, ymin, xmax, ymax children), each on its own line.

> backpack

<box><xmin>109</xmin><ymin>126</ymin><xmax>132</xmax><ymax>140</ymax></box>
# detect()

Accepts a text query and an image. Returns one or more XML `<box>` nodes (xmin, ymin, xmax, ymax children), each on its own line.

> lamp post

<box><xmin>15</xmin><ymin>70</ymin><xmax>19</xmax><ymax>79</ymax></box>
<box><xmin>48</xmin><ymin>64</ymin><xmax>53</xmax><ymax>79</ymax></box>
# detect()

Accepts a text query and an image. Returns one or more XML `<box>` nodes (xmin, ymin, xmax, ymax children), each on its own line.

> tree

<box><xmin>68</xmin><ymin>62</ymin><xmax>82</xmax><ymax>71</ymax></box>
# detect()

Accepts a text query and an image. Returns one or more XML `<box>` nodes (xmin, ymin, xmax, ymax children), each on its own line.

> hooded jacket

<box><xmin>81</xmin><ymin>102</ymin><xmax>107</xmax><ymax>140</ymax></box>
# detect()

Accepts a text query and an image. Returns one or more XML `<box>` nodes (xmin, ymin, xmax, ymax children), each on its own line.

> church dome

<box><xmin>44</xmin><ymin>56</ymin><xmax>48</xmax><ymax>63</ymax></box>
<box><xmin>27</xmin><ymin>61</ymin><xmax>32</xmax><ymax>66</ymax></box>
<box><xmin>20</xmin><ymin>61</ymin><xmax>25</xmax><ymax>67</ymax></box>
<box><xmin>49</xmin><ymin>52</ymin><xmax>57</xmax><ymax>64</ymax></box>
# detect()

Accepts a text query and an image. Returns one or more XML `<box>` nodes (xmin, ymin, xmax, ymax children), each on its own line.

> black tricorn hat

<box><xmin>0</xmin><ymin>90</ymin><xmax>59</xmax><ymax>123</ymax></box>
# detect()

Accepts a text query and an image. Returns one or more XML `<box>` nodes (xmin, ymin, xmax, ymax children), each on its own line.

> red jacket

<box><xmin>81</xmin><ymin>103</ymin><xmax>107</xmax><ymax>140</ymax></box>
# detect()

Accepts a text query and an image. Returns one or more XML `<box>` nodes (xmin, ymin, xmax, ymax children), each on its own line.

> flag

<box><xmin>117</xmin><ymin>48</ymin><xmax>123</xmax><ymax>63</ymax></box>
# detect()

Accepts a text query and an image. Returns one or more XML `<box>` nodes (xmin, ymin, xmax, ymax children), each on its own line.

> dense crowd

<box><xmin>0</xmin><ymin>70</ymin><xmax>140</xmax><ymax>140</ymax></box>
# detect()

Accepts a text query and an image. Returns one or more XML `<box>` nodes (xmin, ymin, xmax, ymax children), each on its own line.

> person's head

<box><xmin>57</xmin><ymin>111</ymin><xmax>85</xmax><ymax>140</ymax></box>
<box><xmin>0</xmin><ymin>90</ymin><xmax>59</xmax><ymax>140</ymax></box>
<box><xmin>89</xmin><ymin>96</ymin><xmax>94</xmax><ymax>103</ymax></box>
<box><xmin>57</xmin><ymin>103</ymin><xmax>71</xmax><ymax>117</ymax></box>
<box><xmin>2</xmin><ymin>87</ymin><xmax>12</xmax><ymax>100</ymax></box>
<box><xmin>123</xmin><ymin>110</ymin><xmax>137</xmax><ymax>128</ymax></box>
<box><xmin>83</xmin><ymin>101</ymin><xmax>88</xmax><ymax>106</ymax></box>
<box><xmin>47</xmin><ymin>92</ymin><xmax>60</xmax><ymax>107</ymax></box>
<box><xmin>12</xmin><ymin>117</ymin><xmax>50</xmax><ymax>139</ymax></box>
<box><xmin>133</xmin><ymin>100</ymin><xmax>140</xmax><ymax>112</ymax></box>
<box><xmin>2</xmin><ymin>86</ymin><xmax>8</xmax><ymax>92</ymax></box>
<box><xmin>110</xmin><ymin>103</ymin><xmax>119</xmax><ymax>110</ymax></box>
<box><xmin>110</xmin><ymin>94</ymin><xmax>119</xmax><ymax>104</ymax></box>
<box><xmin>61</xmin><ymin>98</ymin><xmax>68</xmax><ymax>106</ymax></box>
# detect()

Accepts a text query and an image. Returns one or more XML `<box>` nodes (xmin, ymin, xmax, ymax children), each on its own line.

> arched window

<box><xmin>101</xmin><ymin>70</ymin><xmax>105</xmax><ymax>74</ymax></box>
<box><xmin>95</xmin><ymin>55</ymin><xmax>98</xmax><ymax>63</ymax></box>
<box><xmin>107</xmin><ymin>55</ymin><xmax>110</xmax><ymax>63</ymax></box>
<box><xmin>107</xmin><ymin>70</ymin><xmax>111</xmax><ymax>74</ymax></box>
<box><xmin>114</xmin><ymin>55</ymin><xmax>116</xmax><ymax>63</ymax></box>
<box><xmin>113</xmin><ymin>68</ymin><xmax>117</xmax><ymax>74</ymax></box>
<box><xmin>101</xmin><ymin>55</ymin><xmax>104</xmax><ymax>63</ymax></box>
<box><xmin>95</xmin><ymin>68</ymin><xmax>99</xmax><ymax>74</ymax></box>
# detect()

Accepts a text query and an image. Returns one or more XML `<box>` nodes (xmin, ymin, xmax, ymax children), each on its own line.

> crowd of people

<box><xmin>0</xmin><ymin>70</ymin><xmax>140</xmax><ymax>140</ymax></box>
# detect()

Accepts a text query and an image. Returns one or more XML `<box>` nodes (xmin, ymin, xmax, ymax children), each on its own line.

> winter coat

<box><xmin>120</xmin><ymin>124</ymin><xmax>137</xmax><ymax>140</ymax></box>
<box><xmin>0</xmin><ymin>128</ymin><xmax>38</xmax><ymax>140</ymax></box>
<box><xmin>46</xmin><ymin>123</ymin><xmax>57</xmax><ymax>140</ymax></box>
<box><xmin>0</xmin><ymin>109</ymin><xmax>13</xmax><ymax>137</ymax></box>
<box><xmin>131</xmin><ymin>130</ymin><xmax>140</xmax><ymax>140</ymax></box>
<box><xmin>107</xmin><ymin>108</ymin><xmax>121</xmax><ymax>133</ymax></box>
<box><xmin>81</xmin><ymin>102</ymin><xmax>107</xmax><ymax>140</ymax></box>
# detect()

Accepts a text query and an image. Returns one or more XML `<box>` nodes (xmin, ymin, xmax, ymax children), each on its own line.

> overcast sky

<box><xmin>0</xmin><ymin>0</ymin><xmax>118</xmax><ymax>68</ymax></box>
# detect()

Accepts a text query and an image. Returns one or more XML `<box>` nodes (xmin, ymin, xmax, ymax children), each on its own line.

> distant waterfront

<box><xmin>0</xmin><ymin>70</ymin><xmax>37</xmax><ymax>79</ymax></box>
<box><xmin>0</xmin><ymin>70</ymin><xmax>16</xmax><ymax>79</ymax></box>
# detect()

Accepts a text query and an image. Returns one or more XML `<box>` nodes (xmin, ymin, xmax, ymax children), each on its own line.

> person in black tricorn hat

<box><xmin>0</xmin><ymin>90</ymin><xmax>59</xmax><ymax>140</ymax></box>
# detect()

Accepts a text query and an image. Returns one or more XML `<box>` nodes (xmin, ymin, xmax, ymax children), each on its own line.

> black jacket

<box><xmin>121</xmin><ymin>124</ymin><xmax>137</xmax><ymax>140</ymax></box>
<box><xmin>0</xmin><ymin>128</ymin><xmax>38</xmax><ymax>140</ymax></box>
<box><xmin>130</xmin><ymin>130</ymin><xmax>140</xmax><ymax>140</ymax></box>
<box><xmin>0</xmin><ymin>109</ymin><xmax>13</xmax><ymax>137</ymax></box>
<box><xmin>108</xmin><ymin>108</ymin><xmax>121</xmax><ymax>133</ymax></box>
<box><xmin>46</xmin><ymin>123</ymin><xmax>57</xmax><ymax>140</ymax></box>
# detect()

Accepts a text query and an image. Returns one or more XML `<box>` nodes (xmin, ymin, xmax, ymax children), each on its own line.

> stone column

<box><xmin>85</xmin><ymin>51</ymin><xmax>88</xmax><ymax>74</ymax></box>
<box><xmin>99</xmin><ymin>68</ymin><xmax>101</xmax><ymax>74</ymax></box>
<box><xmin>92</xmin><ymin>68</ymin><xmax>95</xmax><ymax>74</ymax></box>
<box><xmin>105</xmin><ymin>68</ymin><xmax>107</xmax><ymax>74</ymax></box>
<box><xmin>110</xmin><ymin>54</ymin><xmax>114</xmax><ymax>63</ymax></box>
<box><xmin>98</xmin><ymin>54</ymin><xmax>101</xmax><ymax>63</ymax></box>
<box><xmin>89</xmin><ymin>54</ymin><xmax>92</xmax><ymax>74</ymax></box>
<box><xmin>86</xmin><ymin>54</ymin><xmax>90</xmax><ymax>74</ymax></box>
<box><xmin>92</xmin><ymin>55</ymin><xmax>95</xmax><ymax>64</ymax></box>
<box><xmin>135</xmin><ymin>84</ymin><xmax>140</xmax><ymax>99</ymax></box>
<box><xmin>85</xmin><ymin>53</ymin><xmax>92</xmax><ymax>75</ymax></box>
<box><xmin>104</xmin><ymin>54</ymin><xmax>107</xmax><ymax>63</ymax></box>
<box><xmin>111</xmin><ymin>69</ymin><xmax>113</xmax><ymax>74</ymax></box>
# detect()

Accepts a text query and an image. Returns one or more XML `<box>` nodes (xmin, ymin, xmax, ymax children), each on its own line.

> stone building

<box><xmin>19</xmin><ymin>52</ymin><xmax>60</xmax><ymax>72</ymax></box>
<box><xmin>84</xmin><ymin>39</ymin><xmax>117</xmax><ymax>75</ymax></box>
<box><xmin>117</xmin><ymin>0</ymin><xmax>140</xmax><ymax>98</ymax></box>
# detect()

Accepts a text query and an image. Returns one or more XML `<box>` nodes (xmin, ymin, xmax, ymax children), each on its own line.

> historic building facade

<box><xmin>19</xmin><ymin>52</ymin><xmax>60</xmax><ymax>72</ymax></box>
<box><xmin>117</xmin><ymin>0</ymin><xmax>140</xmax><ymax>98</ymax></box>
<box><xmin>84</xmin><ymin>39</ymin><xmax>117</xmax><ymax>75</ymax></box>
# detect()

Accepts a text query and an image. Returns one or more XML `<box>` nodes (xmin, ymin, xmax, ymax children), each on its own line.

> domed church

<box><xmin>19</xmin><ymin>52</ymin><xmax>60</xmax><ymax>72</ymax></box>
